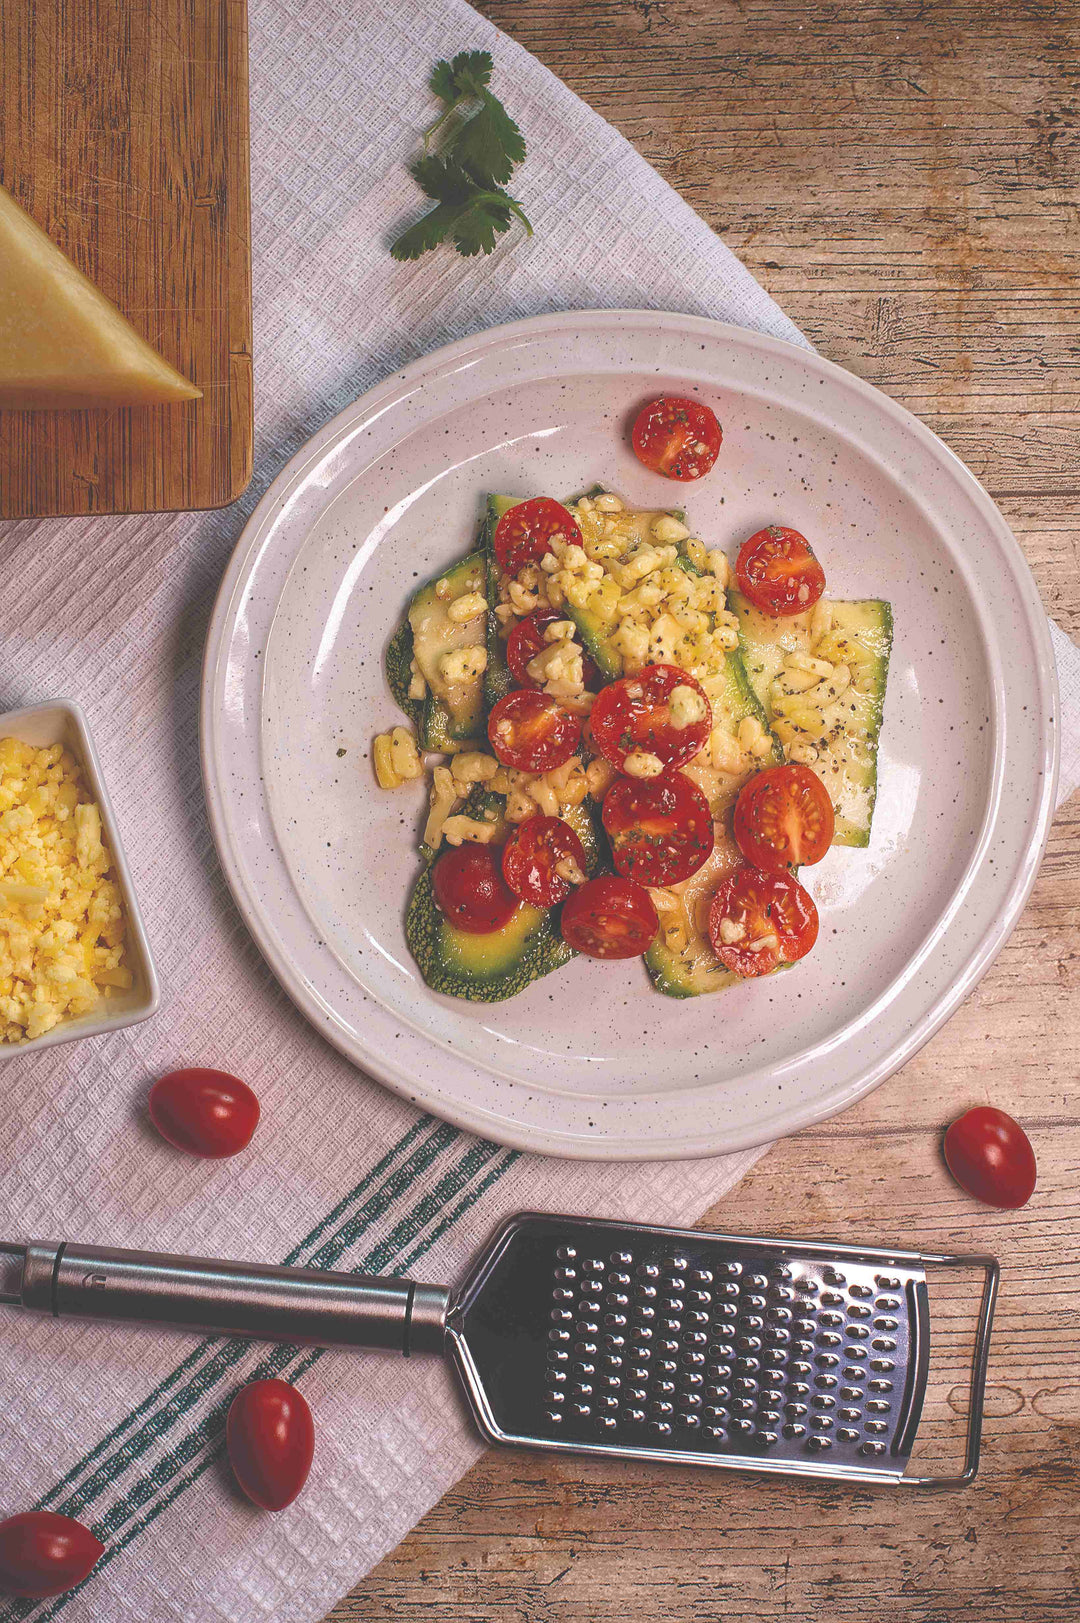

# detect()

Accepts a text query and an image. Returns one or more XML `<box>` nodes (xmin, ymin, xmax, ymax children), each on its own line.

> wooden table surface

<box><xmin>329</xmin><ymin>3</ymin><xmax>1080</xmax><ymax>1618</ymax></box>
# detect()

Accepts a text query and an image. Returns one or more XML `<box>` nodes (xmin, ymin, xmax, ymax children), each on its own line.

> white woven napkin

<box><xmin>0</xmin><ymin>1</ymin><xmax>1076</xmax><ymax>1620</ymax></box>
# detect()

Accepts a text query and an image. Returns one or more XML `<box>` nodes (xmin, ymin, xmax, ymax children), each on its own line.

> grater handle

<box><xmin>899</xmin><ymin>1252</ymin><xmax>1000</xmax><ymax>1489</ymax></box>
<box><xmin>0</xmin><ymin>1240</ymin><xmax>449</xmax><ymax>1356</ymax></box>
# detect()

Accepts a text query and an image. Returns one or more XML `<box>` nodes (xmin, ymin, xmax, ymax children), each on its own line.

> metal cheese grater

<box><xmin>0</xmin><ymin>1214</ymin><xmax>998</xmax><ymax>1488</ymax></box>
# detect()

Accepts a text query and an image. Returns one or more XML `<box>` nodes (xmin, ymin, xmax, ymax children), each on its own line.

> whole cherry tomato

<box><xmin>944</xmin><ymin>1107</ymin><xmax>1037</xmax><ymax>1209</ymax></box>
<box><xmin>226</xmin><ymin>1379</ymin><xmax>315</xmax><ymax>1512</ymax></box>
<box><xmin>0</xmin><ymin>1512</ymin><xmax>103</xmax><ymax>1599</ymax></box>
<box><xmin>149</xmin><ymin>1068</ymin><xmax>260</xmax><ymax>1159</ymax></box>
<box><xmin>631</xmin><ymin>396</ymin><xmax>723</xmax><ymax>480</ymax></box>
<box><xmin>433</xmin><ymin>844</ymin><xmax>518</xmax><ymax>933</ymax></box>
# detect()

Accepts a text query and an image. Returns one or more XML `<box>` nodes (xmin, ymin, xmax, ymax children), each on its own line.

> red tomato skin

<box><xmin>493</xmin><ymin>498</ymin><xmax>581</xmax><ymax>575</ymax></box>
<box><xmin>433</xmin><ymin>845</ymin><xmax>518</xmax><ymax>934</ymax></box>
<box><xmin>506</xmin><ymin>612</ymin><xmax>554</xmax><ymax>688</ymax></box>
<box><xmin>733</xmin><ymin>763</ymin><xmax>835</xmax><ymax>872</ymax></box>
<box><xmin>602</xmin><ymin>773</ymin><xmax>715</xmax><ymax>886</ymax></box>
<box><xmin>0</xmin><ymin>1512</ymin><xmax>104</xmax><ymax>1599</ymax></box>
<box><xmin>561</xmin><ymin>874</ymin><xmax>659</xmax><ymax>960</ymax></box>
<box><xmin>631</xmin><ymin>396</ymin><xmax>723</xmax><ymax>480</ymax></box>
<box><xmin>488</xmin><ymin>690</ymin><xmax>581</xmax><ymax>773</ymax></box>
<box><xmin>736</xmin><ymin>525</ymin><xmax>826</xmax><ymax>617</ymax></box>
<box><xmin>506</xmin><ymin>611</ymin><xmax>600</xmax><ymax>691</ymax></box>
<box><xmin>588</xmin><ymin>665</ymin><xmax>712</xmax><ymax>773</ymax></box>
<box><xmin>944</xmin><ymin>1108</ymin><xmax>1037</xmax><ymax>1209</ymax></box>
<box><xmin>226</xmin><ymin>1379</ymin><xmax>315</xmax><ymax>1512</ymax></box>
<box><xmin>502</xmin><ymin>816</ymin><xmax>587</xmax><ymax>907</ymax></box>
<box><xmin>149</xmin><ymin>1069</ymin><xmax>260</xmax><ymax>1160</ymax></box>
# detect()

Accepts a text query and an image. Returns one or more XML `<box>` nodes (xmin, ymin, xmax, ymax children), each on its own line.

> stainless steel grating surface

<box><xmin>448</xmin><ymin>1214</ymin><xmax>996</xmax><ymax>1486</ymax></box>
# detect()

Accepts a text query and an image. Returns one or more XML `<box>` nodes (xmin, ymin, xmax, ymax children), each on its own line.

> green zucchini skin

<box><xmin>385</xmin><ymin>617</ymin><xmax>421</xmax><ymax>729</ymax></box>
<box><xmin>713</xmin><ymin>650</ymin><xmax>785</xmax><ymax>769</ymax></box>
<box><xmin>480</xmin><ymin>494</ymin><xmax>522</xmax><ymax>712</ymax></box>
<box><xmin>731</xmin><ymin>592</ymin><xmax>893</xmax><ymax>847</ymax></box>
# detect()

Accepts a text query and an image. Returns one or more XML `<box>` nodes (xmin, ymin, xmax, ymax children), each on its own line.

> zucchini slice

<box><xmin>386</xmin><ymin>553</ymin><xmax>489</xmax><ymax>751</ymax></box>
<box><xmin>731</xmin><ymin>593</ymin><xmax>893</xmax><ymax>847</ymax></box>
<box><xmin>643</xmin><ymin>834</ymin><xmax>744</xmax><ymax>998</ymax></box>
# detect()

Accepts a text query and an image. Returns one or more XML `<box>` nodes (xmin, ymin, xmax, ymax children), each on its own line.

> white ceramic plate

<box><xmin>201</xmin><ymin>311</ymin><xmax>1058</xmax><ymax>1159</ymax></box>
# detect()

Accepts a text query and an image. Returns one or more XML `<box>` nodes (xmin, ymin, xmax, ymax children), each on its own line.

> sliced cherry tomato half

<box><xmin>506</xmin><ymin>609</ymin><xmax>600</xmax><ymax>691</ymax></box>
<box><xmin>603</xmin><ymin>773</ymin><xmax>715</xmax><ymax>886</ymax></box>
<box><xmin>735</xmin><ymin>525</ymin><xmax>825</xmax><ymax>617</ymax></box>
<box><xmin>561</xmin><ymin>873</ymin><xmax>659</xmax><ymax>960</ymax></box>
<box><xmin>733</xmin><ymin>762</ymin><xmax>835</xmax><ymax>872</ymax></box>
<box><xmin>708</xmin><ymin>866</ymin><xmax>818</xmax><ymax>977</ymax></box>
<box><xmin>631</xmin><ymin>396</ymin><xmax>722</xmax><ymax>481</ymax></box>
<box><xmin>226</xmin><ymin>1379</ymin><xmax>315</xmax><ymax>1512</ymax></box>
<box><xmin>588</xmin><ymin>664</ymin><xmax>711</xmax><ymax>773</ymax></box>
<box><xmin>502</xmin><ymin>815</ymin><xmax>588</xmax><ymax>907</ymax></box>
<box><xmin>944</xmin><ymin>1107</ymin><xmax>1037</xmax><ymax>1209</ymax></box>
<box><xmin>0</xmin><ymin>1513</ymin><xmax>103</xmax><ymax>1600</ymax></box>
<box><xmin>488</xmin><ymin>688</ymin><xmax>581</xmax><ymax>772</ymax></box>
<box><xmin>149</xmin><ymin>1068</ymin><xmax>260</xmax><ymax>1159</ymax></box>
<box><xmin>433</xmin><ymin>844</ymin><xmax>518</xmax><ymax>934</ymax></box>
<box><xmin>493</xmin><ymin>497</ymin><xmax>581</xmax><ymax>576</ymax></box>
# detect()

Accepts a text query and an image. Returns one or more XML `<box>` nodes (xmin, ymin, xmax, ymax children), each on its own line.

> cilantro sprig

<box><xmin>391</xmin><ymin>50</ymin><xmax>532</xmax><ymax>261</ymax></box>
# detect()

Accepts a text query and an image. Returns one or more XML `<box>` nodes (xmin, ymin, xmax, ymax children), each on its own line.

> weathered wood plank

<box><xmin>327</xmin><ymin>1</ymin><xmax>1079</xmax><ymax>1617</ymax></box>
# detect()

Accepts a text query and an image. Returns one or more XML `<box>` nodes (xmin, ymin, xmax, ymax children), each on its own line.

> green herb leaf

<box><xmin>453</xmin><ymin>90</ymin><xmax>526</xmax><ymax>187</ymax></box>
<box><xmin>429</xmin><ymin>49</ymin><xmax>492</xmax><ymax>105</ymax></box>
<box><xmin>409</xmin><ymin>154</ymin><xmax>477</xmax><ymax>205</ymax></box>
<box><xmin>451</xmin><ymin>194</ymin><xmax>514</xmax><ymax>256</ymax></box>
<box><xmin>424</xmin><ymin>50</ymin><xmax>494</xmax><ymax>147</ymax></box>
<box><xmin>391</xmin><ymin>201</ymin><xmax>469</xmax><ymax>262</ymax></box>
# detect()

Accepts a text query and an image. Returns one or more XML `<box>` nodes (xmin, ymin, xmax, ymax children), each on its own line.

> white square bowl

<box><xmin>0</xmin><ymin>700</ymin><xmax>160</xmax><ymax>1057</ymax></box>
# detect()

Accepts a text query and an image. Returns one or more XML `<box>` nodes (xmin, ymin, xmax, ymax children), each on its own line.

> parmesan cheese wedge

<box><xmin>0</xmin><ymin>184</ymin><xmax>201</xmax><ymax>410</ymax></box>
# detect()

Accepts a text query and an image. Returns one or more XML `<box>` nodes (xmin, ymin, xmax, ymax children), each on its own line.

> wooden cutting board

<box><xmin>0</xmin><ymin>0</ymin><xmax>252</xmax><ymax>518</ymax></box>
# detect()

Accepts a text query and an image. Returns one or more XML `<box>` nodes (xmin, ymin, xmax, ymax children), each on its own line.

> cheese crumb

<box><xmin>669</xmin><ymin>684</ymin><xmax>707</xmax><ymax>730</ymax></box>
<box><xmin>622</xmin><ymin>751</ymin><xmax>665</xmax><ymax>780</ymax></box>
<box><xmin>440</xmin><ymin>646</ymin><xmax>487</xmax><ymax>684</ymax></box>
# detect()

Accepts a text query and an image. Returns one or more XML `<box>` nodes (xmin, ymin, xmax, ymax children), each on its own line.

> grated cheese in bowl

<box><xmin>0</xmin><ymin>736</ymin><xmax>131</xmax><ymax>1043</ymax></box>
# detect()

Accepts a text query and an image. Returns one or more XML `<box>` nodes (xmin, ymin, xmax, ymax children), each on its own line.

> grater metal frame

<box><xmin>446</xmin><ymin>1214</ymin><xmax>999</xmax><ymax>1490</ymax></box>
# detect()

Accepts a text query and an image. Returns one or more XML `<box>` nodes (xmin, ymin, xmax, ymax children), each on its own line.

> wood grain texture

<box><xmin>0</xmin><ymin>0</ymin><xmax>252</xmax><ymax>517</ymax></box>
<box><xmin>327</xmin><ymin>1</ymin><xmax>1079</xmax><ymax>1619</ymax></box>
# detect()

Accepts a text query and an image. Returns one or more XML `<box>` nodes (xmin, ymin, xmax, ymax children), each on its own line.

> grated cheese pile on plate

<box><xmin>0</xmin><ymin>737</ymin><xmax>131</xmax><ymax>1043</ymax></box>
<box><xmin>374</xmin><ymin>492</ymin><xmax>774</xmax><ymax>848</ymax></box>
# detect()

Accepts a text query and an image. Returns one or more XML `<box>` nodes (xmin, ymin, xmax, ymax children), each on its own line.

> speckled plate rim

<box><xmin>201</xmin><ymin>310</ymin><xmax>1059</xmax><ymax>1160</ymax></box>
